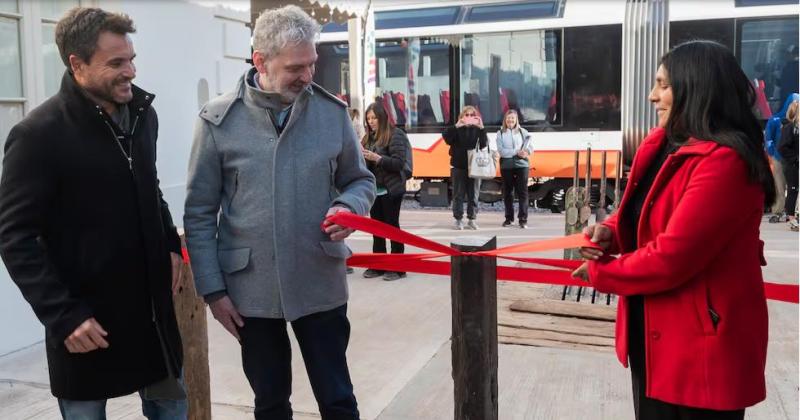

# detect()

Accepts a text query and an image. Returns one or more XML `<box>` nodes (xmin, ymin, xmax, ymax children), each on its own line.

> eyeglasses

<box><xmin>464</xmin><ymin>113</ymin><xmax>477</xmax><ymax>117</ymax></box>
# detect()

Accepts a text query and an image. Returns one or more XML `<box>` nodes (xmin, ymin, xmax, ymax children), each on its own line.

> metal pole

<box><xmin>597</xmin><ymin>151</ymin><xmax>608</xmax><ymax>222</ymax></box>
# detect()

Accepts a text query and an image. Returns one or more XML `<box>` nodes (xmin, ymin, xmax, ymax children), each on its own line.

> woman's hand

<box><xmin>516</xmin><ymin>150</ymin><xmax>529</xmax><ymax>158</ymax></box>
<box><xmin>362</xmin><ymin>149</ymin><xmax>381</xmax><ymax>162</ymax></box>
<box><xmin>579</xmin><ymin>224</ymin><xmax>613</xmax><ymax>260</ymax></box>
<box><xmin>455</xmin><ymin>118</ymin><xmax>466</xmax><ymax>128</ymax></box>
<box><xmin>571</xmin><ymin>262</ymin><xmax>590</xmax><ymax>283</ymax></box>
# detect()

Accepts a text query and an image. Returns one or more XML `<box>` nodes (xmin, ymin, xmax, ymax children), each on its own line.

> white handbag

<box><xmin>467</xmin><ymin>139</ymin><xmax>496</xmax><ymax>180</ymax></box>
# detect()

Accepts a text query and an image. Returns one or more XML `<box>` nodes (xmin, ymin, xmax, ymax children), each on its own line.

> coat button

<box><xmin>650</xmin><ymin>331</ymin><xmax>661</xmax><ymax>340</ymax></box>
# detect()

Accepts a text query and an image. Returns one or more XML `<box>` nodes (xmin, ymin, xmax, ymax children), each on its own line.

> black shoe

<box><xmin>519</xmin><ymin>222</ymin><xmax>528</xmax><ymax>229</ymax></box>
<box><xmin>502</xmin><ymin>220</ymin><xmax>513</xmax><ymax>227</ymax></box>
<box><xmin>383</xmin><ymin>272</ymin><xmax>407</xmax><ymax>281</ymax></box>
<box><xmin>363</xmin><ymin>269</ymin><xmax>385</xmax><ymax>278</ymax></box>
<box><xmin>346</xmin><ymin>266</ymin><xmax>354</xmax><ymax>274</ymax></box>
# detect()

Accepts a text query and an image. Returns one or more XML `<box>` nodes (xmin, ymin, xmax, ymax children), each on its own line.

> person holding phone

<box><xmin>496</xmin><ymin>109</ymin><xmax>533</xmax><ymax>228</ymax></box>
<box><xmin>442</xmin><ymin>105</ymin><xmax>488</xmax><ymax>230</ymax></box>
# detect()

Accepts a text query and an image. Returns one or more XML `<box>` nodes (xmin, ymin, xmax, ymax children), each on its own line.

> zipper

<box><xmin>103</xmin><ymin>120</ymin><xmax>134</xmax><ymax>171</ymax></box>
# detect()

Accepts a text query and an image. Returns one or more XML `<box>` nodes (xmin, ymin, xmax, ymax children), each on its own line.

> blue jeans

<box><xmin>58</xmin><ymin>383</ymin><xmax>188</xmax><ymax>420</ymax></box>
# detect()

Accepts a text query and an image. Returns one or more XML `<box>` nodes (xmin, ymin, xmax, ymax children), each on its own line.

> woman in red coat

<box><xmin>573</xmin><ymin>40</ymin><xmax>776</xmax><ymax>419</ymax></box>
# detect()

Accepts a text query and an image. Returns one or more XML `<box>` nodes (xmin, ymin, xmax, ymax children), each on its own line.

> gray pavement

<box><xmin>0</xmin><ymin>209</ymin><xmax>797</xmax><ymax>419</ymax></box>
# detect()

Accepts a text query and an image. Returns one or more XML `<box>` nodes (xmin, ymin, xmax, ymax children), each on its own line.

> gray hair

<box><xmin>252</xmin><ymin>5</ymin><xmax>320</xmax><ymax>59</ymax></box>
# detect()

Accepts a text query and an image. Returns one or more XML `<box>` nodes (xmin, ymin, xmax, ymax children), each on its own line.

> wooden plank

<box><xmin>498</xmin><ymin>311</ymin><xmax>615</xmax><ymax>339</ymax></box>
<box><xmin>498</xmin><ymin>325</ymin><xmax>614</xmax><ymax>347</ymax></box>
<box><xmin>498</xmin><ymin>335</ymin><xmax>614</xmax><ymax>353</ymax></box>
<box><xmin>509</xmin><ymin>299</ymin><xmax>617</xmax><ymax>322</ymax></box>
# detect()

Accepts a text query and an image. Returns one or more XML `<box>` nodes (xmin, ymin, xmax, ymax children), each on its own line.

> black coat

<box><xmin>442</xmin><ymin>125</ymin><xmax>488</xmax><ymax>169</ymax></box>
<box><xmin>0</xmin><ymin>72</ymin><xmax>183</xmax><ymax>400</ymax></box>
<box><xmin>365</xmin><ymin>128</ymin><xmax>413</xmax><ymax>196</ymax></box>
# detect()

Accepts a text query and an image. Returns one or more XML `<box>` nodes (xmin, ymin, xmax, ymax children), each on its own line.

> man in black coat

<box><xmin>0</xmin><ymin>8</ymin><xmax>186</xmax><ymax>419</ymax></box>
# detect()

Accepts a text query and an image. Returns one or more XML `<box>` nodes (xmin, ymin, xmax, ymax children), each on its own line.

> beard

<box><xmin>265</xmin><ymin>72</ymin><xmax>307</xmax><ymax>105</ymax></box>
<box><xmin>85</xmin><ymin>76</ymin><xmax>133</xmax><ymax>106</ymax></box>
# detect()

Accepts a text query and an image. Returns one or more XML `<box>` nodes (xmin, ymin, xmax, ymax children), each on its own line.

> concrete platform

<box><xmin>0</xmin><ymin>209</ymin><xmax>796</xmax><ymax>419</ymax></box>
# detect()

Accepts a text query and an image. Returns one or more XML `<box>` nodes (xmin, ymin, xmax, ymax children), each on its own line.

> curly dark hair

<box><xmin>55</xmin><ymin>7</ymin><xmax>136</xmax><ymax>67</ymax></box>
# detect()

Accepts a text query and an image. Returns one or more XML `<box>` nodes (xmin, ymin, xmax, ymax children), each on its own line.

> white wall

<box><xmin>0</xmin><ymin>0</ymin><xmax>250</xmax><ymax>355</ymax></box>
<box><xmin>103</xmin><ymin>0</ymin><xmax>251</xmax><ymax>223</ymax></box>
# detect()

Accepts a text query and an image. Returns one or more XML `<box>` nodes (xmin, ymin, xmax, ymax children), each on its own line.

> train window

<box><xmin>321</xmin><ymin>22</ymin><xmax>347</xmax><ymax>33</ymax></box>
<box><xmin>465</xmin><ymin>1</ymin><xmax>563</xmax><ymax>23</ymax></box>
<box><xmin>460</xmin><ymin>30</ymin><xmax>561</xmax><ymax>127</ymax></box>
<box><xmin>735</xmin><ymin>0</ymin><xmax>798</xmax><ymax>6</ymax></box>
<box><xmin>562</xmin><ymin>25</ymin><xmax>622</xmax><ymax>131</ymax></box>
<box><xmin>314</xmin><ymin>43</ymin><xmax>350</xmax><ymax>103</ymax></box>
<box><xmin>375</xmin><ymin>38</ymin><xmax>453</xmax><ymax>127</ymax></box>
<box><xmin>737</xmin><ymin>17</ymin><xmax>799</xmax><ymax>115</ymax></box>
<box><xmin>670</xmin><ymin>19</ymin><xmax>734</xmax><ymax>51</ymax></box>
<box><xmin>375</xmin><ymin>7</ymin><xmax>461</xmax><ymax>30</ymax></box>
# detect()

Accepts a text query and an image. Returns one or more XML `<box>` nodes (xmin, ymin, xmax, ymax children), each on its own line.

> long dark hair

<box><xmin>362</xmin><ymin>102</ymin><xmax>392</xmax><ymax>148</ymax></box>
<box><xmin>661</xmin><ymin>40</ymin><xmax>775</xmax><ymax>206</ymax></box>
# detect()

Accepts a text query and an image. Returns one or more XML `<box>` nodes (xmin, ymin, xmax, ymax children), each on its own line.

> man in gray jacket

<box><xmin>183</xmin><ymin>6</ymin><xmax>375</xmax><ymax>420</ymax></box>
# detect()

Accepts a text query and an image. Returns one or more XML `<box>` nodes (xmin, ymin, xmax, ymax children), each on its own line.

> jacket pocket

<box><xmin>218</xmin><ymin>247</ymin><xmax>251</xmax><ymax>274</ymax></box>
<box><xmin>329</xmin><ymin>160</ymin><xmax>338</xmax><ymax>200</ymax></box>
<box><xmin>695</xmin><ymin>280</ymin><xmax>719</xmax><ymax>335</ymax></box>
<box><xmin>319</xmin><ymin>241</ymin><xmax>352</xmax><ymax>259</ymax></box>
<box><xmin>228</xmin><ymin>170</ymin><xmax>239</xmax><ymax>208</ymax></box>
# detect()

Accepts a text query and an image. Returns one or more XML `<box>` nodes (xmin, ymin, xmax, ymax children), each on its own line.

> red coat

<box><xmin>588</xmin><ymin>128</ymin><xmax>768</xmax><ymax>410</ymax></box>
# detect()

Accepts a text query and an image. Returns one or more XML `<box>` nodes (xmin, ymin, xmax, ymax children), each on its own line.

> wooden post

<box><xmin>174</xmin><ymin>236</ymin><xmax>212</xmax><ymax>420</ymax></box>
<box><xmin>451</xmin><ymin>236</ymin><xmax>498</xmax><ymax>420</ymax></box>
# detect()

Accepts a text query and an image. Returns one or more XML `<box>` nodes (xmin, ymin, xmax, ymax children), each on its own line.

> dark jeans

<box><xmin>629</xmin><ymin>297</ymin><xmax>744</xmax><ymax>420</ymax></box>
<box><xmin>370</xmin><ymin>192</ymin><xmax>404</xmax><ymax>255</ymax></box>
<box><xmin>784</xmin><ymin>160</ymin><xmax>798</xmax><ymax>216</ymax></box>
<box><xmin>451</xmin><ymin>167</ymin><xmax>480</xmax><ymax>220</ymax></box>
<box><xmin>238</xmin><ymin>305</ymin><xmax>359</xmax><ymax>420</ymax></box>
<box><xmin>501</xmin><ymin>167</ymin><xmax>529</xmax><ymax>223</ymax></box>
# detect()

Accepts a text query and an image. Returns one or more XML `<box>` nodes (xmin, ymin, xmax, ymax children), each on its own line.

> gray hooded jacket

<box><xmin>184</xmin><ymin>69</ymin><xmax>375</xmax><ymax>320</ymax></box>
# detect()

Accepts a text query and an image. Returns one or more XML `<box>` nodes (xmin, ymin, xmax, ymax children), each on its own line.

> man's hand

<box><xmin>170</xmin><ymin>252</ymin><xmax>184</xmax><ymax>296</ymax></box>
<box><xmin>571</xmin><ymin>262</ymin><xmax>590</xmax><ymax>283</ymax></box>
<box><xmin>579</xmin><ymin>224</ymin><xmax>613</xmax><ymax>260</ymax></box>
<box><xmin>209</xmin><ymin>296</ymin><xmax>244</xmax><ymax>341</ymax></box>
<box><xmin>64</xmin><ymin>317</ymin><xmax>109</xmax><ymax>353</ymax></box>
<box><xmin>323</xmin><ymin>206</ymin><xmax>355</xmax><ymax>241</ymax></box>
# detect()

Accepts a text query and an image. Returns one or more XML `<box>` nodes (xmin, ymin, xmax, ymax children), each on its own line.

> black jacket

<box><xmin>0</xmin><ymin>72</ymin><xmax>183</xmax><ymax>400</ymax></box>
<box><xmin>778</xmin><ymin>121</ymin><xmax>799</xmax><ymax>164</ymax></box>
<box><xmin>442</xmin><ymin>125</ymin><xmax>488</xmax><ymax>169</ymax></box>
<box><xmin>365</xmin><ymin>128</ymin><xmax>413</xmax><ymax>196</ymax></box>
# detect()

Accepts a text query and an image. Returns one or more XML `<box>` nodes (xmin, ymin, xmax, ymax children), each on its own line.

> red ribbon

<box><xmin>326</xmin><ymin>212</ymin><xmax>799</xmax><ymax>304</ymax></box>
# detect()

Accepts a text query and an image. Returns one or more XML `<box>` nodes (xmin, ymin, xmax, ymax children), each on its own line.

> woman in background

<box><xmin>496</xmin><ymin>109</ymin><xmax>533</xmax><ymax>229</ymax></box>
<box><xmin>360</xmin><ymin>102</ymin><xmax>413</xmax><ymax>281</ymax></box>
<box><xmin>778</xmin><ymin>100</ymin><xmax>799</xmax><ymax>231</ymax></box>
<box><xmin>442</xmin><ymin>105</ymin><xmax>488</xmax><ymax>230</ymax></box>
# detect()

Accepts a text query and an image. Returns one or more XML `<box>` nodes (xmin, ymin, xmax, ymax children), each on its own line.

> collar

<box><xmin>59</xmin><ymin>71</ymin><xmax>155</xmax><ymax>122</ymax></box>
<box><xmin>243</xmin><ymin>67</ymin><xmax>312</xmax><ymax>111</ymax></box>
<box><xmin>640</xmin><ymin>127</ymin><xmax>720</xmax><ymax>158</ymax></box>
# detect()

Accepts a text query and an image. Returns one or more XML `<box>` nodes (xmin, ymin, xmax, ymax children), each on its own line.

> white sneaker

<box><xmin>466</xmin><ymin>219</ymin><xmax>478</xmax><ymax>230</ymax></box>
<box><xmin>454</xmin><ymin>220</ymin><xmax>464</xmax><ymax>230</ymax></box>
